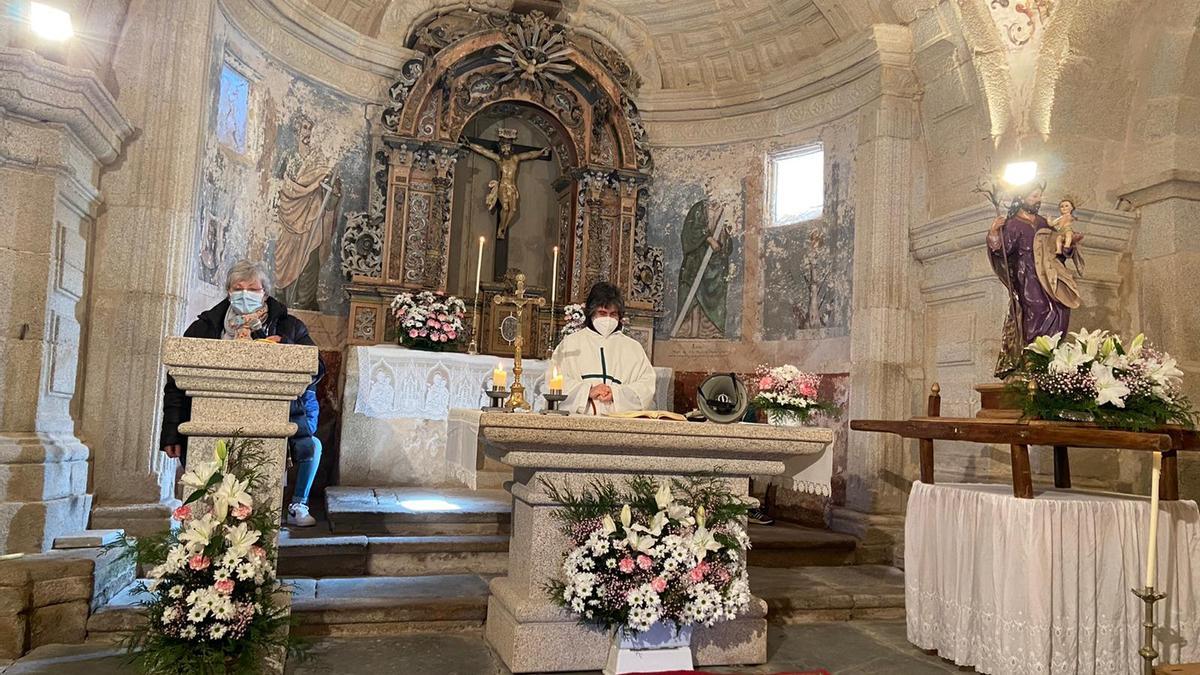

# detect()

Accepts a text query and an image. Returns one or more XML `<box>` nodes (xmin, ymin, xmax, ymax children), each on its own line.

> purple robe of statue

<box><xmin>988</xmin><ymin>212</ymin><xmax>1071</xmax><ymax>343</ymax></box>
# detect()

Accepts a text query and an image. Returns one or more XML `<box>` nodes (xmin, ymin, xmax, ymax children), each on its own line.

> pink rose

<box><xmin>215</xmin><ymin>578</ymin><xmax>235</xmax><ymax>595</ymax></box>
<box><xmin>232</xmin><ymin>504</ymin><xmax>251</xmax><ymax>520</ymax></box>
<box><xmin>651</xmin><ymin>577</ymin><xmax>667</xmax><ymax>593</ymax></box>
<box><xmin>172</xmin><ymin>505</ymin><xmax>192</xmax><ymax>521</ymax></box>
<box><xmin>446</xmin><ymin>331</ymin><xmax>457</xmax><ymax>340</ymax></box>
<box><xmin>618</xmin><ymin>557</ymin><xmax>635</xmax><ymax>573</ymax></box>
<box><xmin>188</xmin><ymin>555</ymin><xmax>211</xmax><ymax>571</ymax></box>
<box><xmin>636</xmin><ymin>555</ymin><xmax>653</xmax><ymax>571</ymax></box>
<box><xmin>758</xmin><ymin>376</ymin><xmax>774</xmax><ymax>391</ymax></box>
<box><xmin>688</xmin><ymin>566</ymin><xmax>705</xmax><ymax>582</ymax></box>
<box><xmin>250</xmin><ymin>546</ymin><xmax>266</xmax><ymax>559</ymax></box>
<box><xmin>409</xmin><ymin>329</ymin><xmax>419</xmax><ymax>338</ymax></box>
<box><xmin>799</xmin><ymin>383</ymin><xmax>817</xmax><ymax>398</ymax></box>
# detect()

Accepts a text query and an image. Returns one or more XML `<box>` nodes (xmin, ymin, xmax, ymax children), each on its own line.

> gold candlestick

<box><xmin>493</xmin><ymin>273</ymin><xmax>545</xmax><ymax>412</ymax></box>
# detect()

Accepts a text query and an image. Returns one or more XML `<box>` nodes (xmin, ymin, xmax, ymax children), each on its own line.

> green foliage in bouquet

<box><xmin>1013</xmin><ymin>330</ymin><xmax>1197</xmax><ymax>432</ymax></box>
<box><xmin>109</xmin><ymin>437</ymin><xmax>307</xmax><ymax>675</ymax></box>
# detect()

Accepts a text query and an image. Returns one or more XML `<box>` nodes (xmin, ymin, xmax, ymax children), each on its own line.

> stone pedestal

<box><xmin>163</xmin><ymin>337</ymin><xmax>319</xmax><ymax>525</ymax></box>
<box><xmin>0</xmin><ymin>48</ymin><xmax>131</xmax><ymax>553</ymax></box>
<box><xmin>475</xmin><ymin>413</ymin><xmax>833</xmax><ymax>673</ymax></box>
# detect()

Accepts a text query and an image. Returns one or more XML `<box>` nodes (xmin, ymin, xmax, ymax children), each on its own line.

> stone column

<box><xmin>162</xmin><ymin>337</ymin><xmax>319</xmax><ymax>519</ymax></box>
<box><xmin>0</xmin><ymin>48</ymin><xmax>132</xmax><ymax>553</ymax></box>
<box><xmin>84</xmin><ymin>0</ymin><xmax>216</xmax><ymax>536</ymax></box>
<box><xmin>833</xmin><ymin>38</ymin><xmax>922</xmax><ymax>563</ymax></box>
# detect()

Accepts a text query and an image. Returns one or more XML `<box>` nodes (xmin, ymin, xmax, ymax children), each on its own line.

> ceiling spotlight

<box><xmin>1001</xmin><ymin>161</ymin><xmax>1038</xmax><ymax>187</ymax></box>
<box><xmin>30</xmin><ymin>2</ymin><xmax>74</xmax><ymax>42</ymax></box>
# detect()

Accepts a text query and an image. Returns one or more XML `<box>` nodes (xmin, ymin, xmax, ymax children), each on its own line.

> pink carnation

<box><xmin>250</xmin><ymin>546</ymin><xmax>266</xmax><ymax>559</ymax></box>
<box><xmin>232</xmin><ymin>504</ymin><xmax>251</xmax><ymax>520</ymax></box>
<box><xmin>172</xmin><ymin>505</ymin><xmax>192</xmax><ymax>521</ymax></box>
<box><xmin>758</xmin><ymin>376</ymin><xmax>774</xmax><ymax>391</ymax></box>
<box><xmin>799</xmin><ymin>383</ymin><xmax>817</xmax><ymax>398</ymax></box>
<box><xmin>408</xmin><ymin>329</ymin><xmax>419</xmax><ymax>338</ymax></box>
<box><xmin>215</xmin><ymin>578</ymin><xmax>235</xmax><ymax>595</ymax></box>
<box><xmin>636</xmin><ymin>555</ymin><xmax>653</xmax><ymax>571</ymax></box>
<box><xmin>446</xmin><ymin>331</ymin><xmax>457</xmax><ymax>340</ymax></box>
<box><xmin>188</xmin><ymin>555</ymin><xmax>211</xmax><ymax>571</ymax></box>
<box><xmin>651</xmin><ymin>577</ymin><xmax>667</xmax><ymax>593</ymax></box>
<box><xmin>618</xmin><ymin>557</ymin><xmax>635</xmax><ymax>573</ymax></box>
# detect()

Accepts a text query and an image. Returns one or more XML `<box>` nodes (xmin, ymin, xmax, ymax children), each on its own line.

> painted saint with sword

<box><xmin>671</xmin><ymin>198</ymin><xmax>731</xmax><ymax>338</ymax></box>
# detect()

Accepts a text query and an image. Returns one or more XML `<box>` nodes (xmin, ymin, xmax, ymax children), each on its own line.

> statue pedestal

<box><xmin>475</xmin><ymin>413</ymin><xmax>834</xmax><ymax>673</ymax></box>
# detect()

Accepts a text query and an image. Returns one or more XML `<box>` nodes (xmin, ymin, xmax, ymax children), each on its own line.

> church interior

<box><xmin>2</xmin><ymin>0</ymin><xmax>1199</xmax><ymax>673</ymax></box>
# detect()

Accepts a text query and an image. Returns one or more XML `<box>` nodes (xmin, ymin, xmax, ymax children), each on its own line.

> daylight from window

<box><xmin>771</xmin><ymin>146</ymin><xmax>824</xmax><ymax>225</ymax></box>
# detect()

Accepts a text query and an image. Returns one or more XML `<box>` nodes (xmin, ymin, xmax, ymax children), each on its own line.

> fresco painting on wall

<box><xmin>674</xmin><ymin>196</ymin><xmax>732</xmax><ymax>339</ymax></box>
<box><xmin>192</xmin><ymin>32</ymin><xmax>370</xmax><ymax>321</ymax></box>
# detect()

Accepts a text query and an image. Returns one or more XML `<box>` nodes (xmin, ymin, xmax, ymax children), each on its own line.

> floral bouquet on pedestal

<box><xmin>112</xmin><ymin>438</ymin><xmax>301</xmax><ymax>674</ymax></box>
<box><xmin>751</xmin><ymin>364</ymin><xmax>836</xmax><ymax>425</ymax></box>
<box><xmin>1019</xmin><ymin>329</ymin><xmax>1196</xmax><ymax>430</ymax></box>
<box><xmin>546</xmin><ymin>476</ymin><xmax>753</xmax><ymax>637</ymax></box>
<box><xmin>390</xmin><ymin>290</ymin><xmax>466</xmax><ymax>352</ymax></box>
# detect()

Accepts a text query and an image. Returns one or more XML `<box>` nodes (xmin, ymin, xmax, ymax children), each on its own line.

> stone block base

<box><xmin>90</xmin><ymin>500</ymin><xmax>178</xmax><ymax>539</ymax></box>
<box><xmin>0</xmin><ymin>433</ymin><xmax>92</xmax><ymax>554</ymax></box>
<box><xmin>0</xmin><ymin>495</ymin><xmax>92</xmax><ymax>555</ymax></box>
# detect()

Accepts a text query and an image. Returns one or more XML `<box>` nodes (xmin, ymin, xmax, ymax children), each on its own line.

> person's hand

<box><xmin>163</xmin><ymin>444</ymin><xmax>182</xmax><ymax>459</ymax></box>
<box><xmin>989</xmin><ymin>215</ymin><xmax>1005</xmax><ymax>234</ymax></box>
<box><xmin>589</xmin><ymin>384</ymin><xmax>613</xmax><ymax>403</ymax></box>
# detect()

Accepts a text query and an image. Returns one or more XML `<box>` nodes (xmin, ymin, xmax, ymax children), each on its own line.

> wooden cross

<box><xmin>493</xmin><ymin>273</ymin><xmax>545</xmax><ymax>411</ymax></box>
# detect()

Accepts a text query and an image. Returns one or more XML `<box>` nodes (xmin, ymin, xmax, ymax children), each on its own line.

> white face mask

<box><xmin>593</xmin><ymin>316</ymin><xmax>619</xmax><ymax>336</ymax></box>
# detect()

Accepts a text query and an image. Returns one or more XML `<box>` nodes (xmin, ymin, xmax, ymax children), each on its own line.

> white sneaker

<box><xmin>288</xmin><ymin>502</ymin><xmax>316</xmax><ymax>527</ymax></box>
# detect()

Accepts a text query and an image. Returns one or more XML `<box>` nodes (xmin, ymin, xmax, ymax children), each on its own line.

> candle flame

<box><xmin>553</xmin><ymin>245</ymin><xmax>559</xmax><ymax>253</ymax></box>
<box><xmin>479</xmin><ymin>236</ymin><xmax>485</xmax><ymax>244</ymax></box>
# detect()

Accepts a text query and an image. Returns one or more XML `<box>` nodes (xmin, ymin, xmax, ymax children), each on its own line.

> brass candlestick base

<box><xmin>483</xmin><ymin>386</ymin><xmax>509</xmax><ymax>412</ymax></box>
<box><xmin>506</xmin><ymin>381</ymin><xmax>531</xmax><ymax>412</ymax></box>
<box><xmin>1132</xmin><ymin>586</ymin><xmax>1166</xmax><ymax>675</ymax></box>
<box><xmin>542</xmin><ymin>391</ymin><xmax>568</xmax><ymax>415</ymax></box>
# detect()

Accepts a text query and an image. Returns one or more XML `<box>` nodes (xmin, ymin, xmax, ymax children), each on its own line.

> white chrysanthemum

<box><xmin>161</xmin><ymin>605</ymin><xmax>180</xmax><ymax>623</ymax></box>
<box><xmin>180</xmin><ymin>625</ymin><xmax>198</xmax><ymax>640</ymax></box>
<box><xmin>168</xmin><ymin>585</ymin><xmax>184</xmax><ymax>599</ymax></box>
<box><xmin>187</xmin><ymin>606</ymin><xmax>207</xmax><ymax>623</ymax></box>
<box><xmin>210</xmin><ymin>623</ymin><xmax>228</xmax><ymax>639</ymax></box>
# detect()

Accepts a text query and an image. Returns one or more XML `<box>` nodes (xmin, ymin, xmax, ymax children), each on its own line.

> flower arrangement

<box><xmin>559</xmin><ymin>303</ymin><xmax>629</xmax><ymax>342</ymax></box>
<box><xmin>112</xmin><ymin>437</ymin><xmax>301</xmax><ymax>674</ymax></box>
<box><xmin>545</xmin><ymin>476</ymin><xmax>753</xmax><ymax>634</ymax></box>
<box><xmin>390</xmin><ymin>290</ymin><xmax>466</xmax><ymax>351</ymax></box>
<box><xmin>1019</xmin><ymin>329</ymin><xmax>1196</xmax><ymax>430</ymax></box>
<box><xmin>751</xmin><ymin>364</ymin><xmax>836</xmax><ymax>425</ymax></box>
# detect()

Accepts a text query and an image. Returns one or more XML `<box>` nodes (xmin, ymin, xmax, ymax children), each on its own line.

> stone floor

<box><xmin>1</xmin><ymin>621</ymin><xmax>969</xmax><ymax>674</ymax></box>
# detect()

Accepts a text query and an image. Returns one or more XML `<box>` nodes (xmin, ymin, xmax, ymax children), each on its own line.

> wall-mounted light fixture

<box><xmin>1001</xmin><ymin>160</ymin><xmax>1038</xmax><ymax>188</ymax></box>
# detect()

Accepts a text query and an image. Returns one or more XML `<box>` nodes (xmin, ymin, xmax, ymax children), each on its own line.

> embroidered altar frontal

<box><xmin>339</xmin><ymin>345</ymin><xmax>674</xmax><ymax>487</ymax></box>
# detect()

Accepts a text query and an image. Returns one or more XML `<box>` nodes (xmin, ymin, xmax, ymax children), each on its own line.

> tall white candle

<box><xmin>475</xmin><ymin>236</ymin><xmax>485</xmax><ymax>296</ymax></box>
<box><xmin>551</xmin><ymin>245</ymin><xmax>559</xmax><ymax>306</ymax></box>
<box><xmin>1145</xmin><ymin>450</ymin><xmax>1163</xmax><ymax>588</ymax></box>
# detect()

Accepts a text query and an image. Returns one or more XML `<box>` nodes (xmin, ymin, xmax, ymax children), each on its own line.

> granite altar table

<box><xmin>339</xmin><ymin>345</ymin><xmax>675</xmax><ymax>487</ymax></box>
<box><xmin>906</xmin><ymin>483</ymin><xmax>1200</xmax><ymax>674</ymax></box>
<box><xmin>474</xmin><ymin>412</ymin><xmax>834</xmax><ymax>673</ymax></box>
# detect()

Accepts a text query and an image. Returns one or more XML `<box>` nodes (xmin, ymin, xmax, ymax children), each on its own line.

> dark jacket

<box><xmin>160</xmin><ymin>297</ymin><xmax>325</xmax><ymax>454</ymax></box>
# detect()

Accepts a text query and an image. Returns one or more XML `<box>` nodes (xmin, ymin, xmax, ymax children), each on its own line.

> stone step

<box><xmin>277</xmin><ymin>532</ymin><xmax>510</xmax><ymax>578</ymax></box>
<box><xmin>751</xmin><ymin>565</ymin><xmax>906</xmax><ymax>623</ymax></box>
<box><xmin>326</xmin><ymin>487</ymin><xmax>511</xmax><ymax>536</ymax></box>
<box><xmin>747</xmin><ymin>522</ymin><xmax>858</xmax><ymax>567</ymax></box>
<box><xmin>86</xmin><ymin>574</ymin><xmax>493</xmax><ymax>642</ymax></box>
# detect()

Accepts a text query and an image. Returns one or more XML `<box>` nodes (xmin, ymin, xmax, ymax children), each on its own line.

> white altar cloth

<box><xmin>905</xmin><ymin>482</ymin><xmax>1200</xmax><ymax>674</ymax></box>
<box><xmin>340</xmin><ymin>345</ymin><xmax>674</xmax><ymax>487</ymax></box>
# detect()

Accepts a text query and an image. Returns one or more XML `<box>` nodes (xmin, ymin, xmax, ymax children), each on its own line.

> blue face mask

<box><xmin>229</xmin><ymin>290</ymin><xmax>265</xmax><ymax>315</ymax></box>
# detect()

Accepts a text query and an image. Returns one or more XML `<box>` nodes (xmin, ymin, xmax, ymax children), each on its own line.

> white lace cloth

<box><xmin>905</xmin><ymin>482</ymin><xmax>1200</xmax><ymax>674</ymax></box>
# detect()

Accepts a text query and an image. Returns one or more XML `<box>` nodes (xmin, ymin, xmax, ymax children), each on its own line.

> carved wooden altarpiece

<box><xmin>341</xmin><ymin>10</ymin><xmax>663</xmax><ymax>357</ymax></box>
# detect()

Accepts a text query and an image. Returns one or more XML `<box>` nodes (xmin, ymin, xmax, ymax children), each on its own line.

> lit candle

<box><xmin>1145</xmin><ymin>451</ymin><xmax>1163</xmax><ymax>588</ymax></box>
<box><xmin>550</xmin><ymin>245</ymin><xmax>559</xmax><ymax>307</ymax></box>
<box><xmin>492</xmin><ymin>362</ymin><xmax>507</xmax><ymax>389</ymax></box>
<box><xmin>549</xmin><ymin>367</ymin><xmax>563</xmax><ymax>392</ymax></box>
<box><xmin>475</xmin><ymin>236</ymin><xmax>485</xmax><ymax>297</ymax></box>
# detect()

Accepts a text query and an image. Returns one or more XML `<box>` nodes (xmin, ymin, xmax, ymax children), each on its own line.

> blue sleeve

<box><xmin>303</xmin><ymin>388</ymin><xmax>320</xmax><ymax>435</ymax></box>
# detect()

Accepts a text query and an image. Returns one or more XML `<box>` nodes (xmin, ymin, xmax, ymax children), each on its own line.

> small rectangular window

<box><xmin>769</xmin><ymin>145</ymin><xmax>824</xmax><ymax>226</ymax></box>
<box><xmin>216</xmin><ymin>62</ymin><xmax>250</xmax><ymax>154</ymax></box>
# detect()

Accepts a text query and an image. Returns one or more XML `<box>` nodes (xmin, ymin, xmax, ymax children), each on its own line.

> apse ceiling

<box><xmin>293</xmin><ymin>0</ymin><xmax>891</xmax><ymax>91</ymax></box>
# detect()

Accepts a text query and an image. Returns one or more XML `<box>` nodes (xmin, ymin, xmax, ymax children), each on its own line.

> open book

<box><xmin>605</xmin><ymin>410</ymin><xmax>687</xmax><ymax>422</ymax></box>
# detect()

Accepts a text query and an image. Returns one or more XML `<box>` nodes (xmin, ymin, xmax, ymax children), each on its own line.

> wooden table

<box><xmin>851</xmin><ymin>385</ymin><xmax>1199</xmax><ymax>500</ymax></box>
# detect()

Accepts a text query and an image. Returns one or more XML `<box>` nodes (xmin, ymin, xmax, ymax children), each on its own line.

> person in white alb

<box><xmin>552</xmin><ymin>282</ymin><xmax>656</xmax><ymax>415</ymax></box>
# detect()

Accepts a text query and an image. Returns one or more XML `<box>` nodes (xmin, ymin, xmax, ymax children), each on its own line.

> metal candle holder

<box><xmin>542</xmin><ymin>389</ymin><xmax>568</xmax><ymax>415</ymax></box>
<box><xmin>1132</xmin><ymin>586</ymin><xmax>1166</xmax><ymax>675</ymax></box>
<box><xmin>482</xmin><ymin>386</ymin><xmax>509</xmax><ymax>412</ymax></box>
<box><xmin>467</xmin><ymin>293</ymin><xmax>481</xmax><ymax>355</ymax></box>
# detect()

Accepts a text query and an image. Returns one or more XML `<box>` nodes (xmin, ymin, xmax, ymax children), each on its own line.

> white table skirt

<box><xmin>905</xmin><ymin>482</ymin><xmax>1200</xmax><ymax>674</ymax></box>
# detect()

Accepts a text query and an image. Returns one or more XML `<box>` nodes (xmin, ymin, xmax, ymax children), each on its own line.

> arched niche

<box><xmin>344</xmin><ymin>10</ymin><xmax>662</xmax><ymax>353</ymax></box>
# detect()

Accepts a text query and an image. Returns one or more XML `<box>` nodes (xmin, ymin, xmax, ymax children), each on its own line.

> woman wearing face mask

<box><xmin>551</xmin><ymin>282</ymin><xmax>655</xmax><ymax>415</ymax></box>
<box><xmin>159</xmin><ymin>260</ymin><xmax>325</xmax><ymax>527</ymax></box>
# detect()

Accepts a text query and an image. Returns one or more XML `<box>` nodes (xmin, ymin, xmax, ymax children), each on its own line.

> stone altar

<box><xmin>339</xmin><ymin>345</ymin><xmax>674</xmax><ymax>487</ymax></box>
<box><xmin>475</xmin><ymin>412</ymin><xmax>834</xmax><ymax>673</ymax></box>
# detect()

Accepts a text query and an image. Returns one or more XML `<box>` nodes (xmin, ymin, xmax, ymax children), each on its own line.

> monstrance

<box><xmin>493</xmin><ymin>273</ymin><xmax>545</xmax><ymax>412</ymax></box>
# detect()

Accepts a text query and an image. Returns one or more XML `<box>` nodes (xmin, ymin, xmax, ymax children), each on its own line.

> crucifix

<box><xmin>493</xmin><ymin>272</ymin><xmax>545</xmax><ymax>412</ymax></box>
<box><xmin>461</xmin><ymin>127</ymin><xmax>552</xmax><ymax>279</ymax></box>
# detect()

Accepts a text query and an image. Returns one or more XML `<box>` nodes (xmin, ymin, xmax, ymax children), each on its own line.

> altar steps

<box><xmin>277</xmin><ymin>531</ymin><xmax>510</xmax><ymax>578</ymax></box>
<box><xmin>86</xmin><ymin>565</ymin><xmax>904</xmax><ymax>641</ymax></box>
<box><xmin>747</xmin><ymin>523</ymin><xmax>859</xmax><ymax>568</ymax></box>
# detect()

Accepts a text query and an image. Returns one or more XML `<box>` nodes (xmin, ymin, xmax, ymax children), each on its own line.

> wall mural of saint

<box><xmin>672</xmin><ymin>198</ymin><xmax>730</xmax><ymax>339</ymax></box>
<box><xmin>274</xmin><ymin>113</ymin><xmax>342</xmax><ymax>310</ymax></box>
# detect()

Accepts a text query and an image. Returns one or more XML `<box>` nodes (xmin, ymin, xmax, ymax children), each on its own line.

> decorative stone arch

<box><xmin>343</xmin><ymin>9</ymin><xmax>662</xmax><ymax>348</ymax></box>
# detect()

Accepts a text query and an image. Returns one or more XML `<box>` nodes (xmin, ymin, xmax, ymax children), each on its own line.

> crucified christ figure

<box><xmin>463</xmin><ymin>128</ymin><xmax>551</xmax><ymax>239</ymax></box>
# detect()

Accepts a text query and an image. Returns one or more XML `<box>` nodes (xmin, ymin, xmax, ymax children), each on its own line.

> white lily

<box><xmin>224</xmin><ymin>522</ymin><xmax>261</xmax><ymax>559</ymax></box>
<box><xmin>633</xmin><ymin>510</ymin><xmax>668</xmax><ymax>537</ymax></box>
<box><xmin>619</xmin><ymin>504</ymin><xmax>632</xmax><ymax>529</ymax></box>
<box><xmin>1070</xmin><ymin>328</ymin><xmax>1108</xmax><ymax>357</ymax></box>
<box><xmin>1145</xmin><ymin>357</ymin><xmax>1184</xmax><ymax>388</ymax></box>
<box><xmin>688</xmin><ymin>527</ymin><xmax>722</xmax><ymax>559</ymax></box>
<box><xmin>178</xmin><ymin>514</ymin><xmax>219</xmax><ymax>553</ymax></box>
<box><xmin>654</xmin><ymin>483</ymin><xmax>673</xmax><ymax>510</ymax></box>
<box><xmin>601</xmin><ymin>514</ymin><xmax>618</xmax><ymax>536</ymax></box>
<box><xmin>1090</xmin><ymin>362</ymin><xmax>1130</xmax><ymax>408</ymax></box>
<box><xmin>1026</xmin><ymin>332</ymin><xmax>1062</xmax><ymax>357</ymax></box>
<box><xmin>180</xmin><ymin>460</ymin><xmax>222</xmax><ymax>495</ymax></box>
<box><xmin>666</xmin><ymin>503</ymin><xmax>695</xmax><ymax>526</ymax></box>
<box><xmin>625</xmin><ymin>530</ymin><xmax>656</xmax><ymax>554</ymax></box>
<box><xmin>1049</xmin><ymin>343</ymin><xmax>1092</xmax><ymax>374</ymax></box>
<box><xmin>695</xmin><ymin>505</ymin><xmax>707</xmax><ymax>530</ymax></box>
<box><xmin>210</xmin><ymin>473</ymin><xmax>253</xmax><ymax>521</ymax></box>
<box><xmin>1127</xmin><ymin>333</ymin><xmax>1146</xmax><ymax>359</ymax></box>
